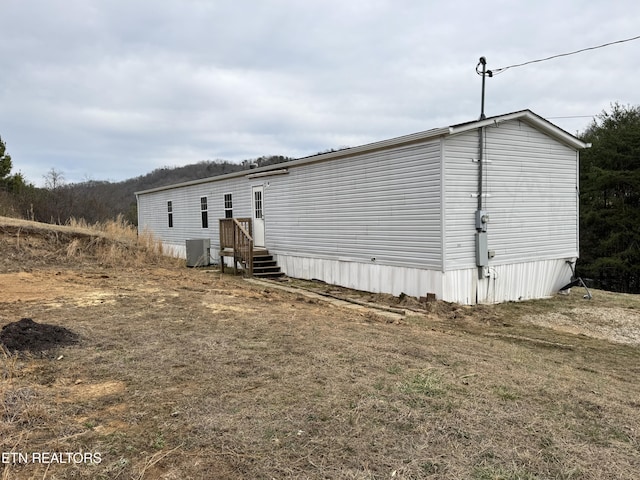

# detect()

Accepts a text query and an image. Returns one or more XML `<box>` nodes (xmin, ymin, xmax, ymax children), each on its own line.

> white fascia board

<box><xmin>448</xmin><ymin>110</ymin><xmax>589</xmax><ymax>150</ymax></box>
<box><xmin>282</xmin><ymin>127</ymin><xmax>451</xmax><ymax>166</ymax></box>
<box><xmin>245</xmin><ymin>169</ymin><xmax>289</xmax><ymax>179</ymax></box>
<box><xmin>135</xmin><ymin>109</ymin><xmax>586</xmax><ymax>197</ymax></box>
<box><xmin>136</xmin><ymin>128</ymin><xmax>450</xmax><ymax>196</ymax></box>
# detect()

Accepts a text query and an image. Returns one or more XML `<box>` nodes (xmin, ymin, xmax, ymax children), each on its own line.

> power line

<box><xmin>491</xmin><ymin>34</ymin><xmax>640</xmax><ymax>75</ymax></box>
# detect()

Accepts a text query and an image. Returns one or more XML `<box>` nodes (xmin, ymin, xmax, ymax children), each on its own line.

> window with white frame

<box><xmin>200</xmin><ymin>196</ymin><xmax>208</xmax><ymax>228</ymax></box>
<box><xmin>224</xmin><ymin>193</ymin><xmax>233</xmax><ymax>219</ymax></box>
<box><xmin>254</xmin><ymin>189</ymin><xmax>263</xmax><ymax>219</ymax></box>
<box><xmin>167</xmin><ymin>201</ymin><xmax>173</xmax><ymax>228</ymax></box>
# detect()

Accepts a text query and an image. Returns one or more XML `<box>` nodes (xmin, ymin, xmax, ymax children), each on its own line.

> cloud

<box><xmin>0</xmin><ymin>0</ymin><xmax>638</xmax><ymax>185</ymax></box>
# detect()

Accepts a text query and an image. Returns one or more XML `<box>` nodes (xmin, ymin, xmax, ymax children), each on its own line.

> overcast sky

<box><xmin>1</xmin><ymin>0</ymin><xmax>638</xmax><ymax>186</ymax></box>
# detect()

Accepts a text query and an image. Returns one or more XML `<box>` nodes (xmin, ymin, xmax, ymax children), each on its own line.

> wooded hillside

<box><xmin>0</xmin><ymin>156</ymin><xmax>292</xmax><ymax>225</ymax></box>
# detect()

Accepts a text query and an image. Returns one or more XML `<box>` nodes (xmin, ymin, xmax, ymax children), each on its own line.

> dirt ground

<box><xmin>1</xmin><ymin>217</ymin><xmax>639</xmax><ymax>479</ymax></box>
<box><xmin>0</xmin><ymin>318</ymin><xmax>78</xmax><ymax>353</ymax></box>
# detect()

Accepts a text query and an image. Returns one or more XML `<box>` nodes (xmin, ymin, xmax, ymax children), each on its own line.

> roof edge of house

<box><xmin>135</xmin><ymin>109</ymin><xmax>587</xmax><ymax>196</ymax></box>
<box><xmin>448</xmin><ymin>109</ymin><xmax>589</xmax><ymax>149</ymax></box>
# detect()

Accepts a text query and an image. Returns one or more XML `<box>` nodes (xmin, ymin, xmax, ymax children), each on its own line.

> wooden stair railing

<box><xmin>219</xmin><ymin>218</ymin><xmax>253</xmax><ymax>276</ymax></box>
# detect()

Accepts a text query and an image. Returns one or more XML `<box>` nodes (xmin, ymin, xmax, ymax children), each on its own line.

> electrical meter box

<box><xmin>475</xmin><ymin>210</ymin><xmax>490</xmax><ymax>232</ymax></box>
<box><xmin>475</xmin><ymin>232</ymin><xmax>489</xmax><ymax>267</ymax></box>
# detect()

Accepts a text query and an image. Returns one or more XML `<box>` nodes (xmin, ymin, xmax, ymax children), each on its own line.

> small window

<box><xmin>224</xmin><ymin>193</ymin><xmax>233</xmax><ymax>219</ymax></box>
<box><xmin>200</xmin><ymin>196</ymin><xmax>208</xmax><ymax>228</ymax></box>
<box><xmin>254</xmin><ymin>190</ymin><xmax>263</xmax><ymax>219</ymax></box>
<box><xmin>167</xmin><ymin>201</ymin><xmax>173</xmax><ymax>228</ymax></box>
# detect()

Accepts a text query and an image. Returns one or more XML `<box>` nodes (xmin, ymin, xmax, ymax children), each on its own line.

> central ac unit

<box><xmin>186</xmin><ymin>239</ymin><xmax>211</xmax><ymax>267</ymax></box>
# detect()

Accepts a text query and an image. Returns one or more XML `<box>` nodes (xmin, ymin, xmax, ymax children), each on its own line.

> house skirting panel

<box><xmin>164</xmin><ymin>243</ymin><xmax>226</xmax><ymax>267</ymax></box>
<box><xmin>276</xmin><ymin>254</ymin><xmax>575</xmax><ymax>305</ymax></box>
<box><xmin>442</xmin><ymin>258</ymin><xmax>575</xmax><ymax>304</ymax></box>
<box><xmin>275</xmin><ymin>254</ymin><xmax>444</xmax><ymax>300</ymax></box>
<box><xmin>164</xmin><ymin>246</ymin><xmax>574</xmax><ymax>305</ymax></box>
<box><xmin>163</xmin><ymin>243</ymin><xmax>186</xmax><ymax>259</ymax></box>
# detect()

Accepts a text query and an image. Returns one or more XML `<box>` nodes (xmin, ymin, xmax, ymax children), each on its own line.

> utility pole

<box><xmin>476</xmin><ymin>56</ymin><xmax>493</xmax><ymax>120</ymax></box>
<box><xmin>475</xmin><ymin>57</ymin><xmax>493</xmax><ymax>279</ymax></box>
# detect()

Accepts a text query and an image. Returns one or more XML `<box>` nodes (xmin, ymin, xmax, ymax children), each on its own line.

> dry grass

<box><xmin>0</xmin><ymin>215</ymin><xmax>179</xmax><ymax>270</ymax></box>
<box><xmin>64</xmin><ymin>215</ymin><xmax>172</xmax><ymax>266</ymax></box>
<box><xmin>1</xmin><ymin>222</ymin><xmax>639</xmax><ymax>479</ymax></box>
<box><xmin>1</xmin><ymin>346</ymin><xmax>19</xmax><ymax>381</ymax></box>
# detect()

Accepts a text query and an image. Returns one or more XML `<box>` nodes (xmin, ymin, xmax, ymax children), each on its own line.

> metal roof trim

<box><xmin>448</xmin><ymin>109</ymin><xmax>589</xmax><ymax>149</ymax></box>
<box><xmin>135</xmin><ymin>127</ymin><xmax>451</xmax><ymax>195</ymax></box>
<box><xmin>135</xmin><ymin>109</ymin><xmax>588</xmax><ymax>196</ymax></box>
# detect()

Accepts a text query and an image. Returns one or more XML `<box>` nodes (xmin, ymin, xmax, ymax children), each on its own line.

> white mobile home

<box><xmin>136</xmin><ymin>110</ymin><xmax>589</xmax><ymax>304</ymax></box>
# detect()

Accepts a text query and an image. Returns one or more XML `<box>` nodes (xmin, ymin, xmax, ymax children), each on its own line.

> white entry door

<box><xmin>252</xmin><ymin>185</ymin><xmax>265</xmax><ymax>247</ymax></box>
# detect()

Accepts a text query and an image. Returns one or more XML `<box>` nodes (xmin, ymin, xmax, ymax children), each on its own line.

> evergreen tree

<box><xmin>579</xmin><ymin>103</ymin><xmax>640</xmax><ymax>292</ymax></box>
<box><xmin>0</xmin><ymin>135</ymin><xmax>27</xmax><ymax>194</ymax></box>
<box><xmin>0</xmin><ymin>135</ymin><xmax>12</xmax><ymax>182</ymax></box>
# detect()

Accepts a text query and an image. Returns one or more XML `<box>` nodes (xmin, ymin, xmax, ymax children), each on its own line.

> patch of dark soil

<box><xmin>0</xmin><ymin>318</ymin><xmax>79</xmax><ymax>354</ymax></box>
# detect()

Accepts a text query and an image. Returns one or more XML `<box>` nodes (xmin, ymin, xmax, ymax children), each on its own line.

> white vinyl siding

<box><xmin>483</xmin><ymin>120</ymin><xmax>578</xmax><ymax>264</ymax></box>
<box><xmin>443</xmin><ymin>130</ymin><xmax>479</xmax><ymax>269</ymax></box>
<box><xmin>136</xmin><ymin>110</ymin><xmax>583</xmax><ymax>304</ymax></box>
<box><xmin>444</xmin><ymin>119</ymin><xmax>578</xmax><ymax>270</ymax></box>
<box><xmin>265</xmin><ymin>140</ymin><xmax>443</xmax><ymax>269</ymax></box>
<box><xmin>138</xmin><ymin>140</ymin><xmax>442</xmax><ymax>269</ymax></box>
<box><xmin>137</xmin><ymin>177</ymin><xmax>252</xmax><ymax>250</ymax></box>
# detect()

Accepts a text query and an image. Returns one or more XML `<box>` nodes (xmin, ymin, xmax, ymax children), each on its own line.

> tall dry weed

<box><xmin>101</xmin><ymin>214</ymin><xmax>138</xmax><ymax>243</ymax></box>
<box><xmin>65</xmin><ymin>217</ymin><xmax>89</xmax><ymax>230</ymax></box>
<box><xmin>66</xmin><ymin>238</ymin><xmax>82</xmax><ymax>258</ymax></box>
<box><xmin>64</xmin><ymin>216</ymin><xmax>179</xmax><ymax>267</ymax></box>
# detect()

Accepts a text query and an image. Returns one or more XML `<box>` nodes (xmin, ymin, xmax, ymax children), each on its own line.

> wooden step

<box><xmin>219</xmin><ymin>247</ymin><xmax>284</xmax><ymax>277</ymax></box>
<box><xmin>254</xmin><ymin>270</ymin><xmax>284</xmax><ymax>278</ymax></box>
<box><xmin>252</xmin><ymin>250</ymin><xmax>283</xmax><ymax>278</ymax></box>
<box><xmin>254</xmin><ymin>259</ymin><xmax>277</xmax><ymax>268</ymax></box>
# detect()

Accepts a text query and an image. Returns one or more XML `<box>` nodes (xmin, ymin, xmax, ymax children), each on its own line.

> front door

<box><xmin>252</xmin><ymin>185</ymin><xmax>265</xmax><ymax>247</ymax></box>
